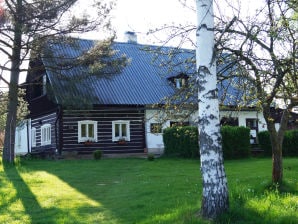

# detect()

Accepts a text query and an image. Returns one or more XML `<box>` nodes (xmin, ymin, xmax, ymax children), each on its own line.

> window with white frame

<box><xmin>31</xmin><ymin>128</ymin><xmax>36</xmax><ymax>147</ymax></box>
<box><xmin>41</xmin><ymin>124</ymin><xmax>51</xmax><ymax>146</ymax></box>
<box><xmin>78</xmin><ymin>120</ymin><xmax>97</xmax><ymax>142</ymax></box>
<box><xmin>112</xmin><ymin>120</ymin><xmax>130</xmax><ymax>141</ymax></box>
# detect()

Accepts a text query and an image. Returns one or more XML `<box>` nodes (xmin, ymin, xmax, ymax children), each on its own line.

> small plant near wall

<box><xmin>93</xmin><ymin>150</ymin><xmax>102</xmax><ymax>160</ymax></box>
<box><xmin>147</xmin><ymin>153</ymin><xmax>155</xmax><ymax>161</ymax></box>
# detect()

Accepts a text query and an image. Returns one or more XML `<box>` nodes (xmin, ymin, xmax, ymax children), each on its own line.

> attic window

<box><xmin>175</xmin><ymin>78</ymin><xmax>186</xmax><ymax>89</ymax></box>
<box><xmin>169</xmin><ymin>74</ymin><xmax>188</xmax><ymax>89</ymax></box>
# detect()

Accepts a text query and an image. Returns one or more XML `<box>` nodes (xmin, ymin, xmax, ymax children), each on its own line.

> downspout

<box><xmin>26</xmin><ymin>119</ymin><xmax>30</xmax><ymax>154</ymax></box>
<box><xmin>55</xmin><ymin>105</ymin><xmax>62</xmax><ymax>155</ymax></box>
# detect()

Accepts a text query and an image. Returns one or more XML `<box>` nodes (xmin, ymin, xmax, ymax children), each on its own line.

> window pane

<box><xmin>88</xmin><ymin>124</ymin><xmax>94</xmax><ymax>138</ymax></box>
<box><xmin>46</xmin><ymin>128</ymin><xmax>50</xmax><ymax>141</ymax></box>
<box><xmin>121</xmin><ymin>123</ymin><xmax>127</xmax><ymax>137</ymax></box>
<box><xmin>150</xmin><ymin>123</ymin><xmax>162</xmax><ymax>133</ymax></box>
<box><xmin>115</xmin><ymin>124</ymin><xmax>120</xmax><ymax>137</ymax></box>
<box><xmin>81</xmin><ymin>124</ymin><xmax>87</xmax><ymax>137</ymax></box>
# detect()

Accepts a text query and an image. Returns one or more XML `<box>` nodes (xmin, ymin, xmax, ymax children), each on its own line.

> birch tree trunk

<box><xmin>196</xmin><ymin>0</ymin><xmax>229</xmax><ymax>219</ymax></box>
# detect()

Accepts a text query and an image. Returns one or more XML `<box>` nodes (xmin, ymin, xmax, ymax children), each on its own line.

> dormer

<box><xmin>168</xmin><ymin>73</ymin><xmax>188</xmax><ymax>89</ymax></box>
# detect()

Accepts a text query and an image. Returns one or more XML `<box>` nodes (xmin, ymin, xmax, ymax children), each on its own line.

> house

<box><xmin>22</xmin><ymin>33</ymin><xmax>268</xmax><ymax>156</ymax></box>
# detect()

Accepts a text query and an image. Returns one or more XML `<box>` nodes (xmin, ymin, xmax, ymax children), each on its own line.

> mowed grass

<box><xmin>0</xmin><ymin>157</ymin><xmax>297</xmax><ymax>224</ymax></box>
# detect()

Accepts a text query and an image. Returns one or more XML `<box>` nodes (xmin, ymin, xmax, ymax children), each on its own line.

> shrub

<box><xmin>221</xmin><ymin>126</ymin><xmax>251</xmax><ymax>159</ymax></box>
<box><xmin>257</xmin><ymin>131</ymin><xmax>272</xmax><ymax>156</ymax></box>
<box><xmin>163</xmin><ymin>126</ymin><xmax>199</xmax><ymax>158</ymax></box>
<box><xmin>93</xmin><ymin>150</ymin><xmax>102</xmax><ymax>160</ymax></box>
<box><xmin>163</xmin><ymin>125</ymin><xmax>251</xmax><ymax>159</ymax></box>
<box><xmin>258</xmin><ymin>129</ymin><xmax>298</xmax><ymax>157</ymax></box>
<box><xmin>283</xmin><ymin>129</ymin><xmax>298</xmax><ymax>156</ymax></box>
<box><xmin>147</xmin><ymin>153</ymin><xmax>155</xmax><ymax>161</ymax></box>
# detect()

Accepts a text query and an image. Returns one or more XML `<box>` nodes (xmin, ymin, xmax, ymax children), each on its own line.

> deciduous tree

<box><xmin>214</xmin><ymin>0</ymin><xmax>297</xmax><ymax>184</ymax></box>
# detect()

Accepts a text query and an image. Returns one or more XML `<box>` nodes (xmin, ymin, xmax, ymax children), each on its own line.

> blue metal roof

<box><xmin>42</xmin><ymin>38</ymin><xmax>248</xmax><ymax>106</ymax></box>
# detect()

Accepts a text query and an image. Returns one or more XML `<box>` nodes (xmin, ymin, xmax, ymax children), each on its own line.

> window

<box><xmin>41</xmin><ymin>124</ymin><xmax>51</xmax><ymax>146</ymax></box>
<box><xmin>170</xmin><ymin>121</ymin><xmax>189</xmax><ymax>127</ymax></box>
<box><xmin>31</xmin><ymin>128</ymin><xmax>36</xmax><ymax>147</ymax></box>
<box><xmin>78</xmin><ymin>120</ymin><xmax>97</xmax><ymax>142</ymax></box>
<box><xmin>150</xmin><ymin>123</ymin><xmax>162</xmax><ymax>134</ymax></box>
<box><xmin>220</xmin><ymin>117</ymin><xmax>239</xmax><ymax>126</ymax></box>
<box><xmin>175</xmin><ymin>78</ymin><xmax>186</xmax><ymax>89</ymax></box>
<box><xmin>16</xmin><ymin>128</ymin><xmax>22</xmax><ymax>147</ymax></box>
<box><xmin>112</xmin><ymin>120</ymin><xmax>130</xmax><ymax>141</ymax></box>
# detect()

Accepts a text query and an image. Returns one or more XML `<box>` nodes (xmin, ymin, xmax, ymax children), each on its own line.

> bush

<box><xmin>258</xmin><ymin>129</ymin><xmax>298</xmax><ymax>157</ymax></box>
<box><xmin>147</xmin><ymin>153</ymin><xmax>155</xmax><ymax>161</ymax></box>
<box><xmin>221</xmin><ymin>126</ymin><xmax>251</xmax><ymax>159</ymax></box>
<box><xmin>257</xmin><ymin>131</ymin><xmax>272</xmax><ymax>156</ymax></box>
<box><xmin>93</xmin><ymin>150</ymin><xmax>102</xmax><ymax>160</ymax></box>
<box><xmin>163</xmin><ymin>125</ymin><xmax>251</xmax><ymax>159</ymax></box>
<box><xmin>163</xmin><ymin>126</ymin><xmax>199</xmax><ymax>158</ymax></box>
<box><xmin>283</xmin><ymin>129</ymin><xmax>298</xmax><ymax>156</ymax></box>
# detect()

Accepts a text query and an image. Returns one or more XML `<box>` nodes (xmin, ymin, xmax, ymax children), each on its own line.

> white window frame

<box><xmin>31</xmin><ymin>127</ymin><xmax>36</xmax><ymax>147</ymax></box>
<box><xmin>78</xmin><ymin>120</ymin><xmax>98</xmax><ymax>143</ymax></box>
<box><xmin>112</xmin><ymin>120</ymin><xmax>130</xmax><ymax>142</ymax></box>
<box><xmin>41</xmin><ymin>124</ymin><xmax>51</xmax><ymax>146</ymax></box>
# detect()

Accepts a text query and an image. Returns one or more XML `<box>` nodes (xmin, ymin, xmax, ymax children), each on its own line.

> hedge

<box><xmin>221</xmin><ymin>126</ymin><xmax>251</xmax><ymax>159</ymax></box>
<box><xmin>257</xmin><ymin>131</ymin><xmax>272</xmax><ymax>156</ymax></box>
<box><xmin>163</xmin><ymin>125</ymin><xmax>251</xmax><ymax>159</ymax></box>
<box><xmin>163</xmin><ymin>126</ymin><xmax>199</xmax><ymax>158</ymax></box>
<box><xmin>258</xmin><ymin>129</ymin><xmax>298</xmax><ymax>157</ymax></box>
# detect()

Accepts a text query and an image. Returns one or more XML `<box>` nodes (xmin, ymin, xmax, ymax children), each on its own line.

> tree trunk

<box><xmin>196</xmin><ymin>0</ymin><xmax>229</xmax><ymax>219</ymax></box>
<box><xmin>267</xmin><ymin>123</ymin><xmax>283</xmax><ymax>184</ymax></box>
<box><xmin>263</xmin><ymin>105</ymin><xmax>289</xmax><ymax>184</ymax></box>
<box><xmin>2</xmin><ymin>0</ymin><xmax>23</xmax><ymax>163</ymax></box>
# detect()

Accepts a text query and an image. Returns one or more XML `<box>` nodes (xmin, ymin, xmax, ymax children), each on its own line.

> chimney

<box><xmin>124</xmin><ymin>31</ymin><xmax>137</xmax><ymax>44</ymax></box>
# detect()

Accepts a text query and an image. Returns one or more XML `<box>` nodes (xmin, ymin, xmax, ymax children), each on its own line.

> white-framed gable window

<box><xmin>31</xmin><ymin>127</ymin><xmax>36</xmax><ymax>147</ymax></box>
<box><xmin>41</xmin><ymin>124</ymin><xmax>51</xmax><ymax>146</ymax></box>
<box><xmin>112</xmin><ymin>120</ymin><xmax>130</xmax><ymax>141</ymax></box>
<box><xmin>78</xmin><ymin>120</ymin><xmax>98</xmax><ymax>143</ymax></box>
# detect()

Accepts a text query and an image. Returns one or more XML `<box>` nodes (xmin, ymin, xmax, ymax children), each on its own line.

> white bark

<box><xmin>196</xmin><ymin>0</ymin><xmax>229</xmax><ymax>219</ymax></box>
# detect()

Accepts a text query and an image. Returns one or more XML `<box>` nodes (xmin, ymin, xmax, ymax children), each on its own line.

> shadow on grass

<box><xmin>3</xmin><ymin>162</ymin><xmax>57</xmax><ymax>224</ymax></box>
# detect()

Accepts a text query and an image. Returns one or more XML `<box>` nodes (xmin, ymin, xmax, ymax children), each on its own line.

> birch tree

<box><xmin>196</xmin><ymin>0</ymin><xmax>229</xmax><ymax>219</ymax></box>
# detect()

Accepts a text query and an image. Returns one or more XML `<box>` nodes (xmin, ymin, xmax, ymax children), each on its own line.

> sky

<box><xmin>0</xmin><ymin>0</ymin><xmax>195</xmax><ymax>88</ymax></box>
<box><xmin>110</xmin><ymin>0</ymin><xmax>195</xmax><ymax>44</ymax></box>
<box><xmin>0</xmin><ymin>0</ymin><xmax>263</xmax><ymax>88</ymax></box>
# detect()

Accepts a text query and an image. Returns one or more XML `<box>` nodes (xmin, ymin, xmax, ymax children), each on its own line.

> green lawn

<box><xmin>0</xmin><ymin>157</ymin><xmax>297</xmax><ymax>224</ymax></box>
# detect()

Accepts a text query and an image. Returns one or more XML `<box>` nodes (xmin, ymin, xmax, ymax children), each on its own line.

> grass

<box><xmin>0</xmin><ymin>157</ymin><xmax>297</xmax><ymax>224</ymax></box>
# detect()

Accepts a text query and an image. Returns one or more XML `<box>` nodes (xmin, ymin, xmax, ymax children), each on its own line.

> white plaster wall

<box><xmin>145</xmin><ymin>109</ymin><xmax>268</xmax><ymax>154</ymax></box>
<box><xmin>145</xmin><ymin>110</ymin><xmax>167</xmax><ymax>154</ymax></box>
<box><xmin>219</xmin><ymin>110</ymin><xmax>267</xmax><ymax>131</ymax></box>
